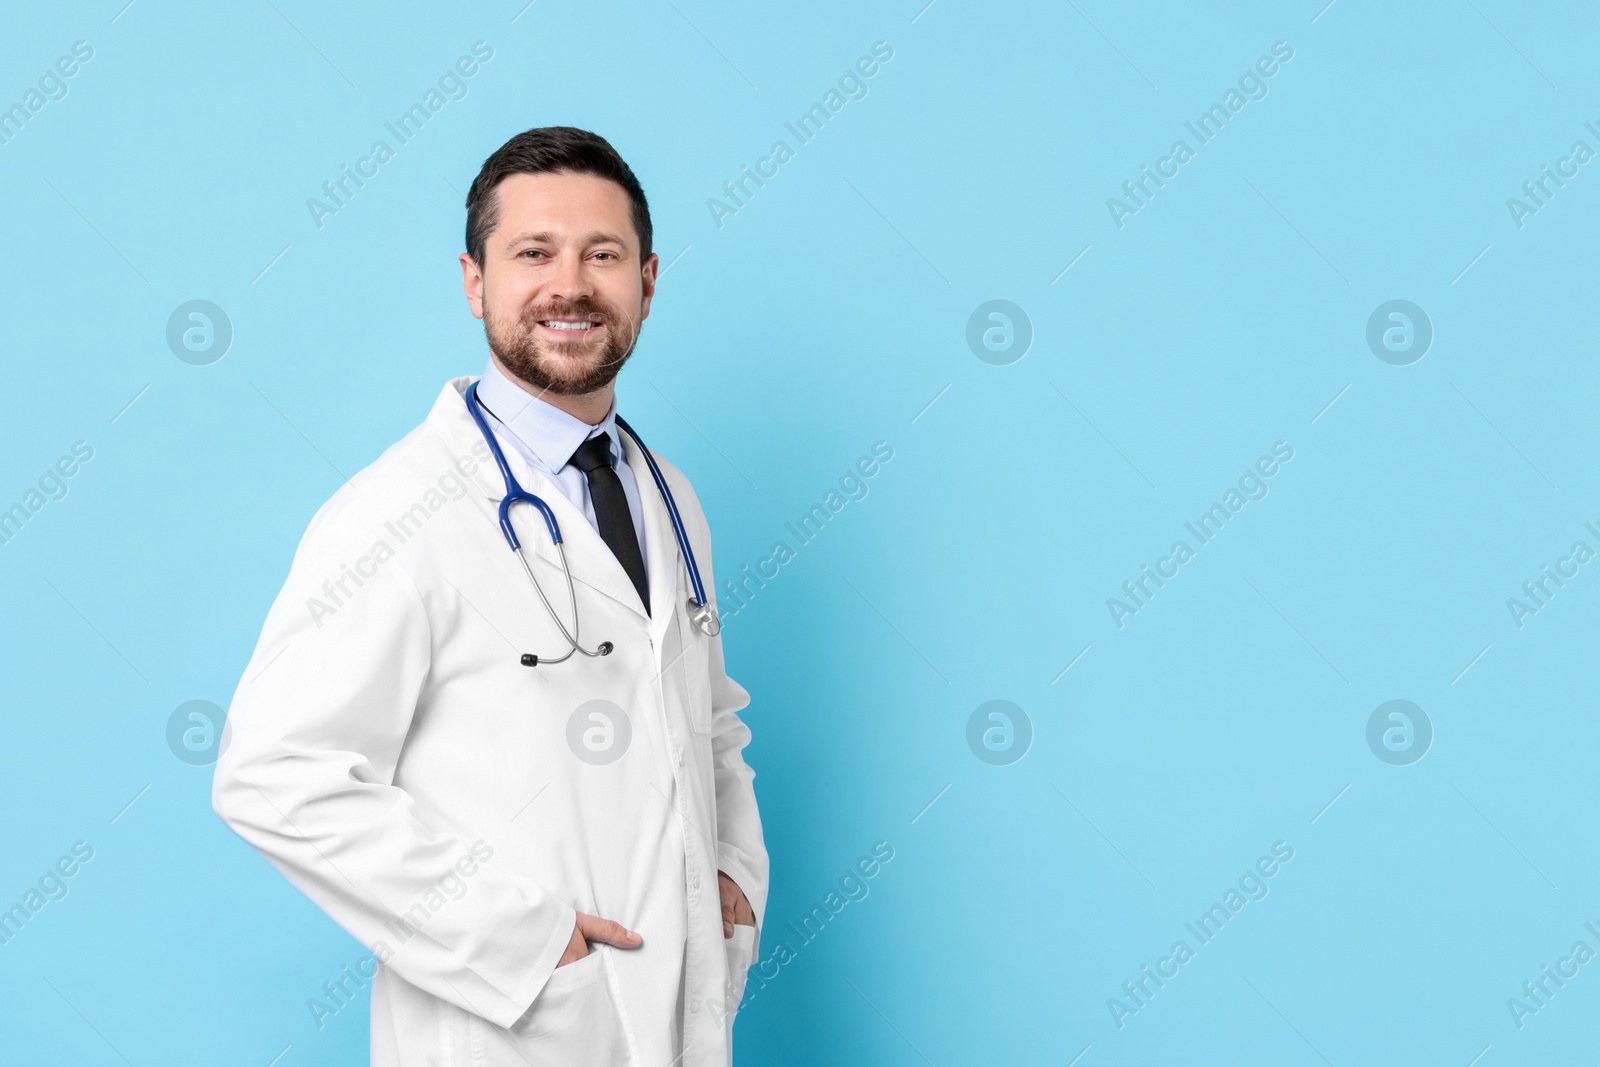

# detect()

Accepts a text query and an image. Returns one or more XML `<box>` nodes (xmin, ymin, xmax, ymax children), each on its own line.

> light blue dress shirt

<box><xmin>474</xmin><ymin>358</ymin><xmax>649</xmax><ymax>578</ymax></box>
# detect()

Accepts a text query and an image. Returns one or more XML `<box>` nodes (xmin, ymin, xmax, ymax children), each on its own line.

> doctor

<box><xmin>213</xmin><ymin>126</ymin><xmax>767</xmax><ymax>1066</ymax></box>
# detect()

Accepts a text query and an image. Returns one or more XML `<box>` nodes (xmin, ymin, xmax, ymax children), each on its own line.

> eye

<box><xmin>519</xmin><ymin>248</ymin><xmax>547</xmax><ymax>260</ymax></box>
<box><xmin>592</xmin><ymin>251</ymin><xmax>617</xmax><ymax>262</ymax></box>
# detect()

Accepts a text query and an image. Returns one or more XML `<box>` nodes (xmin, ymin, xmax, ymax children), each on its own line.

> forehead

<box><xmin>489</xmin><ymin>171</ymin><xmax>636</xmax><ymax>249</ymax></box>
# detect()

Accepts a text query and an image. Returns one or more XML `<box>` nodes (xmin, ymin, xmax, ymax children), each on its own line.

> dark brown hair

<box><xmin>464</xmin><ymin>126</ymin><xmax>652</xmax><ymax>268</ymax></box>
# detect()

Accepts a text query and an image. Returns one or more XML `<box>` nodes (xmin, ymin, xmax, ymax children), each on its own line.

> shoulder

<box><xmin>634</xmin><ymin>442</ymin><xmax>712</xmax><ymax>535</ymax></box>
<box><xmin>294</xmin><ymin>415</ymin><xmax>477</xmax><ymax>559</ymax></box>
<box><xmin>650</xmin><ymin>450</ymin><xmax>700</xmax><ymax>512</ymax></box>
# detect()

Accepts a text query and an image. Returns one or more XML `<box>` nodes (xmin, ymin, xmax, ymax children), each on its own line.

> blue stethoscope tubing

<box><xmin>463</xmin><ymin>380</ymin><xmax>719</xmax><ymax>666</ymax></box>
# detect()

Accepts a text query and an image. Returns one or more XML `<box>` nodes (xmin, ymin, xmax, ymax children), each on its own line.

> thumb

<box><xmin>578</xmin><ymin>913</ymin><xmax>643</xmax><ymax>948</ymax></box>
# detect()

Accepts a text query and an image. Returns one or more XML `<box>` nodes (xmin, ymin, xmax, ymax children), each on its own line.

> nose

<box><xmin>546</xmin><ymin>249</ymin><xmax>594</xmax><ymax>305</ymax></box>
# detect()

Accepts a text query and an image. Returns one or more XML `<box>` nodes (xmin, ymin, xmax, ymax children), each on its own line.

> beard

<box><xmin>483</xmin><ymin>294</ymin><xmax>642</xmax><ymax>396</ymax></box>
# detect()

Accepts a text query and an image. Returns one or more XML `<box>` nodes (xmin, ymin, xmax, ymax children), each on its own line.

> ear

<box><xmin>639</xmin><ymin>252</ymin><xmax>659</xmax><ymax>322</ymax></box>
<box><xmin>459</xmin><ymin>252</ymin><xmax>486</xmax><ymax>320</ymax></box>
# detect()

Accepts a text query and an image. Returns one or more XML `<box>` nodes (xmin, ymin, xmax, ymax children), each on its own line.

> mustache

<box><xmin>520</xmin><ymin>301</ymin><xmax>610</xmax><ymax>324</ymax></box>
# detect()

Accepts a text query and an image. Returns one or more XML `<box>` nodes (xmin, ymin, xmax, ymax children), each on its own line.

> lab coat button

<box><xmin>688</xmin><ymin>998</ymin><xmax>699</xmax><ymax>1013</ymax></box>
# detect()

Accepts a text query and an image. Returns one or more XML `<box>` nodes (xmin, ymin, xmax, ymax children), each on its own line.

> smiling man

<box><xmin>215</xmin><ymin>127</ymin><xmax>767</xmax><ymax>1066</ymax></box>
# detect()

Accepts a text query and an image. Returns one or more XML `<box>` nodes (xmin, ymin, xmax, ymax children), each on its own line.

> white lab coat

<box><xmin>213</xmin><ymin>376</ymin><xmax>767</xmax><ymax>1066</ymax></box>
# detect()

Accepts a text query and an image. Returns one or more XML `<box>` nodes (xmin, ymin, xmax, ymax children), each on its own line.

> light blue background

<box><xmin>2</xmin><ymin>1</ymin><xmax>1596</xmax><ymax>1063</ymax></box>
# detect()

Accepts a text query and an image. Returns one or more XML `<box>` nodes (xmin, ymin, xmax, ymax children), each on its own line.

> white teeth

<box><xmin>542</xmin><ymin>320</ymin><xmax>596</xmax><ymax>331</ymax></box>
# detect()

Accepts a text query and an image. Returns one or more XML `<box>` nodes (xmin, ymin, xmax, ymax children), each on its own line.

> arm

<box><xmin>697</xmin><ymin>534</ymin><xmax>769</xmax><ymax>934</ymax></box>
<box><xmin>212</xmin><ymin>491</ymin><xmax>573</xmax><ymax>1028</ymax></box>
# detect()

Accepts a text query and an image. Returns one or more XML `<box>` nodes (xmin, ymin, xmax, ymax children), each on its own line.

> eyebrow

<box><xmin>504</xmin><ymin>230</ymin><xmax>630</xmax><ymax>249</ymax></box>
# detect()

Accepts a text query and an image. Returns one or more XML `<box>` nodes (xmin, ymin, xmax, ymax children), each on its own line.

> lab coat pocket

<box><xmin>721</xmin><ymin>923</ymin><xmax>758</xmax><ymax>1020</ymax></box>
<box><xmin>475</xmin><ymin>948</ymin><xmax>631</xmax><ymax>1066</ymax></box>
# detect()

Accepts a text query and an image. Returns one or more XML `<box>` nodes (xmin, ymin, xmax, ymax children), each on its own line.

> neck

<box><xmin>492</xmin><ymin>354</ymin><xmax>615</xmax><ymax>425</ymax></box>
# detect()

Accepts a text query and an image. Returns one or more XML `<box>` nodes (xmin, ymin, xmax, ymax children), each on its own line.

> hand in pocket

<box><xmin>718</xmin><ymin>871</ymin><xmax>755</xmax><ymax>938</ymax></box>
<box><xmin>558</xmin><ymin>911</ymin><xmax>643</xmax><ymax>966</ymax></box>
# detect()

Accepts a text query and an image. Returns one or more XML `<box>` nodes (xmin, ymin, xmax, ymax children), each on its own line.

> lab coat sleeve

<box><xmin>709</xmin><ymin>636</ymin><xmax>768</xmax><ymax>933</ymax></box>
<box><xmin>687</xmin><ymin>490</ymin><xmax>769</xmax><ymax>934</ymax></box>
<box><xmin>212</xmin><ymin>486</ymin><xmax>575</xmax><ymax>1029</ymax></box>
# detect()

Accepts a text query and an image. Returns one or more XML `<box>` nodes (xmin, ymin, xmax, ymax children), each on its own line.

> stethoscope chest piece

<box><xmin>520</xmin><ymin>641</ymin><xmax>612</xmax><ymax>668</ymax></box>
<box><xmin>688</xmin><ymin>598</ymin><xmax>721</xmax><ymax>637</ymax></box>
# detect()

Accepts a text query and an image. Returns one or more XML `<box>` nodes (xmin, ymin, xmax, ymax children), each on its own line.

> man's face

<box><xmin>461</xmin><ymin>171</ymin><xmax>657</xmax><ymax>396</ymax></box>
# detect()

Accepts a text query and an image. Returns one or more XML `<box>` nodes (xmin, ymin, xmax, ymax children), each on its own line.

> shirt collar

<box><xmin>475</xmin><ymin>357</ymin><xmax>621</xmax><ymax>474</ymax></box>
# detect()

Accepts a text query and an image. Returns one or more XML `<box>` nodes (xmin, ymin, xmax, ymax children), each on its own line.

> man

<box><xmin>214</xmin><ymin>126</ymin><xmax>767</xmax><ymax>1066</ymax></box>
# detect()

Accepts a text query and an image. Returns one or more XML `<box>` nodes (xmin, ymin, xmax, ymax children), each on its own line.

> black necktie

<box><xmin>571</xmin><ymin>434</ymin><xmax>650</xmax><ymax>615</ymax></box>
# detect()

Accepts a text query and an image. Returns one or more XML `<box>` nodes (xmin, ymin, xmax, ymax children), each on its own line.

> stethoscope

<box><xmin>464</xmin><ymin>380</ymin><xmax>720</xmax><ymax>667</ymax></box>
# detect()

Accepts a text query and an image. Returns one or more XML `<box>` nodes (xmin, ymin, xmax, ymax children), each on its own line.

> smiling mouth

<box><xmin>537</xmin><ymin>317</ymin><xmax>603</xmax><ymax>335</ymax></box>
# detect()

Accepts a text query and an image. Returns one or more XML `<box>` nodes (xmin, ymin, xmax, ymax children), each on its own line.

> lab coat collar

<box><xmin>427</xmin><ymin>376</ymin><xmax>678</xmax><ymax>651</ymax></box>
